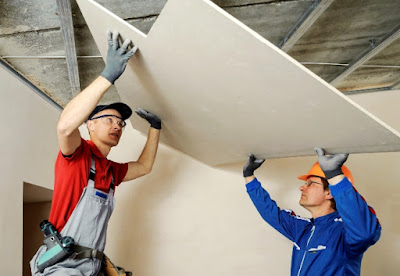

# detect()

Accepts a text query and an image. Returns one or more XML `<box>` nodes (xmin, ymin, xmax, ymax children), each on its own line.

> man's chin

<box><xmin>107</xmin><ymin>140</ymin><xmax>119</xmax><ymax>147</ymax></box>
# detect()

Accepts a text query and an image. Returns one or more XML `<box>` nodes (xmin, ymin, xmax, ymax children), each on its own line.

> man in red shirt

<box><xmin>30</xmin><ymin>31</ymin><xmax>161</xmax><ymax>275</ymax></box>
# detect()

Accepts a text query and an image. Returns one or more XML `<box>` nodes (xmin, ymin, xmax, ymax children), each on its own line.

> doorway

<box><xmin>23</xmin><ymin>182</ymin><xmax>53</xmax><ymax>276</ymax></box>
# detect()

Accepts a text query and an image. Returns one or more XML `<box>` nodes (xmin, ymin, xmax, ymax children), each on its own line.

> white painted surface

<box><xmin>1</xmin><ymin>61</ymin><xmax>399</xmax><ymax>275</ymax></box>
<box><xmin>348</xmin><ymin>90</ymin><xmax>400</xmax><ymax>132</ymax></box>
<box><xmin>0</xmin><ymin>64</ymin><xmax>60</xmax><ymax>275</ymax></box>
<box><xmin>77</xmin><ymin>0</ymin><xmax>400</xmax><ymax>165</ymax></box>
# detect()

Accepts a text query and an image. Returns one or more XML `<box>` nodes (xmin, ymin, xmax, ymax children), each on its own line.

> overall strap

<box><xmin>87</xmin><ymin>156</ymin><xmax>96</xmax><ymax>188</ymax></box>
<box><xmin>88</xmin><ymin>154</ymin><xmax>115</xmax><ymax>191</ymax></box>
<box><xmin>109</xmin><ymin>167</ymin><xmax>115</xmax><ymax>191</ymax></box>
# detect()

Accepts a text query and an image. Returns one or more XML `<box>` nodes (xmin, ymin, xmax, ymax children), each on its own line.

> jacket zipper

<box><xmin>296</xmin><ymin>225</ymin><xmax>315</xmax><ymax>276</ymax></box>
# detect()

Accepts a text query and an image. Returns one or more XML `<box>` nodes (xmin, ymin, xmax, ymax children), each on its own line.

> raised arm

<box><xmin>57</xmin><ymin>31</ymin><xmax>136</xmax><ymax>155</ymax></box>
<box><xmin>57</xmin><ymin>77</ymin><xmax>112</xmax><ymax>155</ymax></box>
<box><xmin>123</xmin><ymin>109</ymin><xmax>161</xmax><ymax>181</ymax></box>
<box><xmin>244</xmin><ymin>154</ymin><xmax>306</xmax><ymax>241</ymax></box>
<box><xmin>315</xmin><ymin>147</ymin><xmax>381</xmax><ymax>254</ymax></box>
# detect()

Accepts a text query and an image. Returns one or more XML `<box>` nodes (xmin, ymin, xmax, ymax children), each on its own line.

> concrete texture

<box><xmin>1</xmin><ymin>0</ymin><xmax>400</xmax><ymax>104</ymax></box>
<box><xmin>288</xmin><ymin>0</ymin><xmax>400</xmax><ymax>82</ymax></box>
<box><xmin>224</xmin><ymin>0</ymin><xmax>314</xmax><ymax>45</ymax></box>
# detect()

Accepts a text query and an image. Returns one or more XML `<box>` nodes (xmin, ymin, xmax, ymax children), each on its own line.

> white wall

<box><xmin>1</xmin><ymin>62</ymin><xmax>399</xmax><ymax>275</ymax></box>
<box><xmin>103</xmin><ymin>90</ymin><xmax>400</xmax><ymax>275</ymax></box>
<box><xmin>105</xmin><ymin>132</ymin><xmax>400</xmax><ymax>276</ymax></box>
<box><xmin>0</xmin><ymin>64</ymin><xmax>60</xmax><ymax>275</ymax></box>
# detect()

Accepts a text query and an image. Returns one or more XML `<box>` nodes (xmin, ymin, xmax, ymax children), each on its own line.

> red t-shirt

<box><xmin>49</xmin><ymin>139</ymin><xmax>128</xmax><ymax>232</ymax></box>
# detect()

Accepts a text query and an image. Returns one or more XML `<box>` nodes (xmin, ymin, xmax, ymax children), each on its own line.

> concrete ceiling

<box><xmin>1</xmin><ymin>0</ymin><xmax>400</xmax><ymax>108</ymax></box>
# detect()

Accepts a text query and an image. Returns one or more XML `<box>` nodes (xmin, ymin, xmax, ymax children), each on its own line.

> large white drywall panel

<box><xmin>77</xmin><ymin>0</ymin><xmax>400</xmax><ymax>165</ymax></box>
<box><xmin>348</xmin><ymin>90</ymin><xmax>400</xmax><ymax>133</ymax></box>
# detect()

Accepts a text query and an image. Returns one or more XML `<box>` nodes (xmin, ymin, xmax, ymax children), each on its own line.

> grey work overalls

<box><xmin>30</xmin><ymin>157</ymin><xmax>115</xmax><ymax>275</ymax></box>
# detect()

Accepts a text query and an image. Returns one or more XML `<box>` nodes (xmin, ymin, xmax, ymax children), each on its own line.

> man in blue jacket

<box><xmin>243</xmin><ymin>147</ymin><xmax>381</xmax><ymax>276</ymax></box>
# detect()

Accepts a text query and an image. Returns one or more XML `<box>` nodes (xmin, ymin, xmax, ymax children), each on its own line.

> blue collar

<box><xmin>312</xmin><ymin>211</ymin><xmax>340</xmax><ymax>225</ymax></box>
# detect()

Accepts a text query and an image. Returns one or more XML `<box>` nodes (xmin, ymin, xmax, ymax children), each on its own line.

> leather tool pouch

<box><xmin>99</xmin><ymin>255</ymin><xmax>132</xmax><ymax>276</ymax></box>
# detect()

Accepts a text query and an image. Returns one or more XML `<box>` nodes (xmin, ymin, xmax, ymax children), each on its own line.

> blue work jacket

<box><xmin>246</xmin><ymin>177</ymin><xmax>381</xmax><ymax>276</ymax></box>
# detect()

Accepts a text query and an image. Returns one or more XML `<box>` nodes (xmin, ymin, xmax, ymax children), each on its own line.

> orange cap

<box><xmin>297</xmin><ymin>162</ymin><xmax>354</xmax><ymax>184</ymax></box>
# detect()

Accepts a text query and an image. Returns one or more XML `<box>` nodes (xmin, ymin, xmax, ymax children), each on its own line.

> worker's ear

<box><xmin>87</xmin><ymin>120</ymin><xmax>95</xmax><ymax>133</ymax></box>
<box><xmin>325</xmin><ymin>191</ymin><xmax>333</xmax><ymax>200</ymax></box>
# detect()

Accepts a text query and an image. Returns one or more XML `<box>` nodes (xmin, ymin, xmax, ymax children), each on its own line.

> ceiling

<box><xmin>1</xmin><ymin>0</ymin><xmax>400</xmax><ymax>109</ymax></box>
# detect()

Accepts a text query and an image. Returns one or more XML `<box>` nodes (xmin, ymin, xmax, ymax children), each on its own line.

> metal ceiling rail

<box><xmin>278</xmin><ymin>0</ymin><xmax>335</xmax><ymax>52</ymax></box>
<box><xmin>300</xmin><ymin>62</ymin><xmax>400</xmax><ymax>69</ymax></box>
<box><xmin>342</xmin><ymin>86</ymin><xmax>392</xmax><ymax>95</ymax></box>
<box><xmin>0</xmin><ymin>58</ymin><xmax>62</xmax><ymax>111</ymax></box>
<box><xmin>330</xmin><ymin>24</ymin><xmax>400</xmax><ymax>86</ymax></box>
<box><xmin>56</xmin><ymin>0</ymin><xmax>80</xmax><ymax>97</ymax></box>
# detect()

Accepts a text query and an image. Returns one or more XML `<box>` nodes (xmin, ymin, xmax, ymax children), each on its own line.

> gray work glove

<box><xmin>101</xmin><ymin>31</ymin><xmax>137</xmax><ymax>84</ymax></box>
<box><xmin>135</xmin><ymin>108</ymin><xmax>162</xmax><ymax>130</ymax></box>
<box><xmin>243</xmin><ymin>153</ymin><xmax>265</xmax><ymax>177</ymax></box>
<box><xmin>314</xmin><ymin>147</ymin><xmax>349</xmax><ymax>179</ymax></box>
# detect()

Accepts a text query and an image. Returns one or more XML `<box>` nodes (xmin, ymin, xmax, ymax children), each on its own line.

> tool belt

<box><xmin>38</xmin><ymin>237</ymin><xmax>132</xmax><ymax>275</ymax></box>
<box><xmin>72</xmin><ymin>244</ymin><xmax>104</xmax><ymax>260</ymax></box>
<box><xmin>52</xmin><ymin>244</ymin><xmax>132</xmax><ymax>276</ymax></box>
